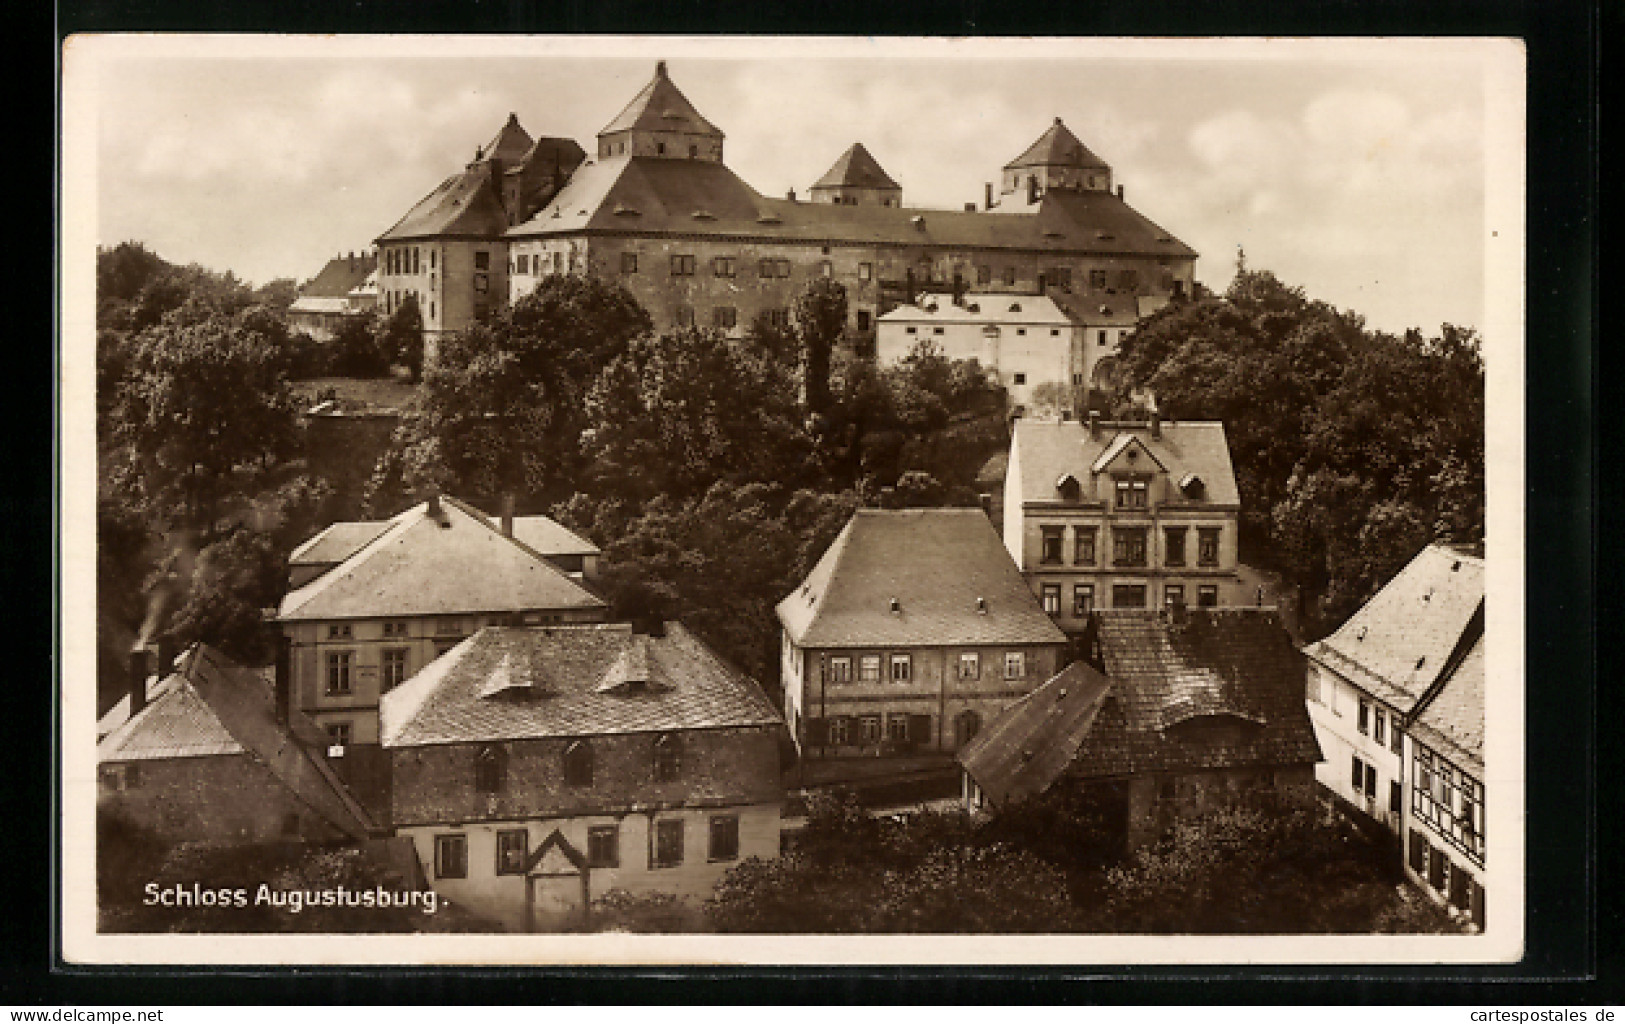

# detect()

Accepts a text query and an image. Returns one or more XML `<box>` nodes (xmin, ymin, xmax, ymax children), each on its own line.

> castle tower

<box><xmin>1000</xmin><ymin>117</ymin><xmax>1112</xmax><ymax>206</ymax></box>
<box><xmin>809</xmin><ymin>142</ymin><xmax>902</xmax><ymax>207</ymax></box>
<box><xmin>596</xmin><ymin>60</ymin><xmax>725</xmax><ymax>163</ymax></box>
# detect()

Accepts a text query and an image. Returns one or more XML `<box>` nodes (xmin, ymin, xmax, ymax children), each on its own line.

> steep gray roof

<box><xmin>1302</xmin><ymin>545</ymin><xmax>1485</xmax><ymax>716</ymax></box>
<box><xmin>1009</xmin><ymin>418</ymin><xmax>1241</xmax><ymax>507</ymax></box>
<box><xmin>289</xmin><ymin>508</ymin><xmax>598</xmax><ymax>571</ymax></box>
<box><xmin>277</xmin><ymin>497</ymin><xmax>605</xmax><ymax>622</ymax></box>
<box><xmin>776</xmin><ymin>508</ymin><xmax>1066</xmax><ymax>649</ymax></box>
<box><xmin>1004</xmin><ymin>118</ymin><xmax>1111</xmax><ymax>171</ymax></box>
<box><xmin>957</xmin><ymin>659</ymin><xmax>1114</xmax><ymax>805</ymax></box>
<box><xmin>380</xmin><ymin>622</ymin><xmax>782</xmax><ymax>747</ymax></box>
<box><xmin>600</xmin><ymin>61</ymin><xmax>722</xmax><ymax>138</ymax></box>
<box><xmin>377</xmin><ymin>162</ymin><xmax>509</xmax><ymax>242</ymax></box>
<box><xmin>811</xmin><ymin>142</ymin><xmax>900</xmax><ymax>191</ymax></box>
<box><xmin>1409</xmin><ymin>633</ymin><xmax>1484</xmax><ymax>774</ymax></box>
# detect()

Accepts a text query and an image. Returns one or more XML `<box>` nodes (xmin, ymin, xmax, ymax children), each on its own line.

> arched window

<box><xmin>474</xmin><ymin>743</ymin><xmax>506</xmax><ymax>794</ymax></box>
<box><xmin>653</xmin><ymin>733</ymin><xmax>680</xmax><ymax>782</ymax></box>
<box><xmin>956</xmin><ymin>710</ymin><xmax>982</xmax><ymax>747</ymax></box>
<box><xmin>563</xmin><ymin>740</ymin><xmax>593</xmax><ymax>788</ymax></box>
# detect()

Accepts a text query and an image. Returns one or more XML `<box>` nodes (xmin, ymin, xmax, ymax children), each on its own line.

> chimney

<box><xmin>786</xmin><ymin>188</ymin><xmax>797</xmax><ymax>202</ymax></box>
<box><xmin>127</xmin><ymin>646</ymin><xmax>150</xmax><ymax>720</ymax></box>
<box><xmin>274</xmin><ymin>634</ymin><xmax>291</xmax><ymax>727</ymax></box>
<box><xmin>1088</xmin><ymin>410</ymin><xmax>1100</xmax><ymax>440</ymax></box>
<box><xmin>633</xmin><ymin>616</ymin><xmax>668</xmax><ymax>639</ymax></box>
<box><xmin>656</xmin><ymin>60</ymin><xmax>668</xmax><ymax>77</ymax></box>
<box><xmin>984</xmin><ymin>182</ymin><xmax>994</xmax><ymax>211</ymax></box>
<box><xmin>500</xmin><ymin>494</ymin><xmax>515</xmax><ymax>538</ymax></box>
<box><xmin>426</xmin><ymin>493</ymin><xmax>441</xmax><ymax>519</ymax></box>
<box><xmin>1150</xmin><ymin>409</ymin><xmax>1162</xmax><ymax>440</ymax></box>
<box><xmin>1117</xmin><ymin>184</ymin><xmax>1125</xmax><ymax>200</ymax></box>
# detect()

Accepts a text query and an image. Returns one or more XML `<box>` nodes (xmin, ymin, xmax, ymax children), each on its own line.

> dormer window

<box><xmin>1115</xmin><ymin>478</ymin><xmax>1149</xmax><ymax>509</ymax></box>
<box><xmin>1056</xmin><ymin>474</ymin><xmax>1081</xmax><ymax>501</ymax></box>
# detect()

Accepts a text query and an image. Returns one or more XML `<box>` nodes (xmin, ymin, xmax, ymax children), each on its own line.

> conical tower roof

<box><xmin>811</xmin><ymin>142</ymin><xmax>900</xmax><ymax>190</ymax></box>
<box><xmin>482</xmin><ymin>113</ymin><xmax>535</xmax><ymax>165</ymax></box>
<box><xmin>1004</xmin><ymin>117</ymin><xmax>1109</xmax><ymax>171</ymax></box>
<box><xmin>600</xmin><ymin>61</ymin><xmax>722</xmax><ymax>138</ymax></box>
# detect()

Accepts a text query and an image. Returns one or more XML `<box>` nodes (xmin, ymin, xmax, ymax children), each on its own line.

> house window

<box><xmin>652</xmin><ymin>819</ymin><xmax>684</xmax><ymax>868</ymax></box>
<box><xmin>1164</xmin><ymin>527</ymin><xmax>1187</xmax><ymax>567</ymax></box>
<box><xmin>475</xmin><ymin>743</ymin><xmax>506</xmax><ymax>794</ymax></box>
<box><xmin>1390</xmin><ymin>780</ymin><xmax>1403</xmax><ymax>814</ymax></box>
<box><xmin>859</xmin><ymin>655</ymin><xmax>881</xmax><ymax>682</ymax></box>
<box><xmin>674</xmin><ymin>306</ymin><xmax>695</xmax><ymax>329</ymax></box>
<box><xmin>1449</xmin><ymin>862</ymin><xmax>1471</xmax><ymax>910</ymax></box>
<box><xmin>670</xmin><ymin>254</ymin><xmax>696</xmax><ymax>276</ymax></box>
<box><xmin>328</xmin><ymin>623</ymin><xmax>352</xmax><ymax>640</ymax></box>
<box><xmin>759</xmin><ymin>258</ymin><xmax>791</xmax><ymax>279</ymax></box>
<box><xmin>1374</xmin><ymin>709</ymin><xmax>1387</xmax><ymax>746</ymax></box>
<box><xmin>1042</xmin><ymin>584</ymin><xmax>1061</xmax><ymax>615</ymax></box>
<box><xmin>1041</xmin><ymin>526</ymin><xmax>1064</xmax><ymax>564</ymax></box>
<box><xmin>709</xmin><ymin>815</ymin><xmax>740</xmax><ymax>862</ymax></box>
<box><xmin>828</xmin><ymin>656</ymin><xmax>852</xmax><ymax>684</ymax></box>
<box><xmin>859</xmin><ymin>263</ymin><xmax>873</xmax><ymax>281</ymax></box>
<box><xmin>1089</xmin><ymin>269</ymin><xmax>1108</xmax><ymax>289</ymax></box>
<box><xmin>382</xmin><ymin>621</ymin><xmax>408</xmax><ymax>638</ymax></box>
<box><xmin>1113</xmin><ymin>528</ymin><xmax>1148</xmax><ymax>567</ymax></box>
<box><xmin>887</xmin><ymin>715</ymin><xmax>911</xmax><ymax>743</ymax></box>
<box><xmin>516</xmin><ymin>254</ymin><xmax>529</xmax><ymax>274</ymax></box>
<box><xmin>1016</xmin><ymin>328</ymin><xmax>1026</xmax><ymax>336</ymax></box>
<box><xmin>621</xmin><ymin>252</ymin><xmax>638</xmax><ymax>274</ymax></box>
<box><xmin>689</xmin><ymin>144</ymin><xmax>698</xmax><ymax>158</ymax></box>
<box><xmin>474</xmin><ymin>251</ymin><xmax>490</xmax><ymax>272</ymax></box>
<box><xmin>1048</xmin><ymin>267</ymin><xmax>1072</xmax><ymax>289</ymax></box>
<box><xmin>766</xmin><ymin>308</ymin><xmax>791</xmax><ymax>330</ymax></box>
<box><xmin>1051</xmin><ymin>329</ymin><xmax>1061</xmax><ymax>337</ymax></box>
<box><xmin>890</xmin><ymin>653</ymin><xmax>913</xmax><ymax>683</ymax></box>
<box><xmin>713</xmin><ymin>256</ymin><xmax>736</xmax><ymax>277</ymax></box>
<box><xmin>1164</xmin><ymin>585</ymin><xmax>1185</xmax><ymax>608</ymax></box>
<box><xmin>657</xmin><ymin>142</ymin><xmax>666</xmax><ymax>155</ymax></box>
<box><xmin>1004</xmin><ymin>652</ymin><xmax>1025</xmax><ymax>680</ymax></box>
<box><xmin>933</xmin><ymin>326</ymin><xmax>945</xmax><ymax>336</ymax></box>
<box><xmin>1115</xmin><ymin>479</ymin><xmax>1149</xmax><ymax>509</ymax></box>
<box><xmin>958</xmin><ymin>652</ymin><xmax>980</xmax><ymax>679</ymax></box>
<box><xmin>326</xmin><ymin>722</ymin><xmax>351</xmax><ymax>749</ymax></box>
<box><xmin>827</xmin><ymin>716</ymin><xmax>851</xmax><ymax>745</ymax></box>
<box><xmin>906</xmin><ymin>326</ymin><xmax>918</xmax><ymax>335</ymax></box>
<box><xmin>434</xmin><ymin>834</ymin><xmax>467</xmax><ymax>879</ymax></box>
<box><xmin>856</xmin><ymin>310</ymin><xmax>871</xmax><ymax>332</ymax></box>
<box><xmin>382</xmin><ymin>648</ymin><xmax>409</xmax><ymax>692</ymax></box>
<box><xmin>587</xmin><ymin>825</ymin><xmax>619</xmax><ymax>869</ymax></box>
<box><xmin>325</xmin><ymin>652</ymin><xmax>352</xmax><ymax>696</ymax></box>
<box><xmin>859</xmin><ymin>716</ymin><xmax>882</xmax><ymax>743</ymax></box>
<box><xmin>1112</xmin><ymin>584</ymin><xmax>1148</xmax><ymax>608</ymax></box>
<box><xmin>713</xmin><ymin>306</ymin><xmax>738</xmax><ymax>330</ymax></box>
<box><xmin>1073</xmin><ymin>584</ymin><xmax>1094</xmax><ymax>616</ymax></box>
<box><xmin>1358</xmin><ymin>700</ymin><xmax>1371</xmax><ymax>735</ymax></box>
<box><xmin>1098</xmin><ymin>330</ymin><xmax>1110</xmax><ymax>347</ymax></box>
<box><xmin>653</xmin><ymin>733</ymin><xmax>680</xmax><ymax>782</ymax></box>
<box><xmin>1073</xmin><ymin>373</ymin><xmax>1084</xmax><ymax>385</ymax></box>
<box><xmin>1003</xmin><ymin>266</ymin><xmax>1017</xmax><ymax>286</ymax></box>
<box><xmin>1198</xmin><ymin>528</ymin><xmax>1221</xmax><ymax>566</ymax></box>
<box><xmin>553</xmin><ymin>252</ymin><xmax>563</xmax><ymax>273</ymax></box>
<box><xmin>1429</xmin><ymin>846</ymin><xmax>1447</xmax><ymax>891</ymax></box>
<box><xmin>495</xmin><ymin>829</ymin><xmax>528</xmax><ymax>875</ymax></box>
<box><xmin>1351</xmin><ymin>755</ymin><xmax>1364</xmax><ymax>793</ymax></box>
<box><xmin>563</xmin><ymin>740</ymin><xmax>593</xmax><ymax>788</ymax></box>
<box><xmin>1013</xmin><ymin>372</ymin><xmax>1027</xmax><ymax>385</ymax></box>
<box><xmin>1409</xmin><ymin>830</ymin><xmax>1428</xmax><ymax>874</ymax></box>
<box><xmin>1365</xmin><ymin>762</ymin><xmax>1378</xmax><ymax>800</ymax></box>
<box><xmin>1074</xmin><ymin>528</ymin><xmax>1097</xmax><ymax>565</ymax></box>
<box><xmin>1197</xmin><ymin>585</ymin><xmax>1218</xmax><ymax>607</ymax></box>
<box><xmin>956</xmin><ymin>710</ymin><xmax>982</xmax><ymax>746</ymax></box>
<box><xmin>1392</xmin><ymin>723</ymin><xmax>1404</xmax><ymax>754</ymax></box>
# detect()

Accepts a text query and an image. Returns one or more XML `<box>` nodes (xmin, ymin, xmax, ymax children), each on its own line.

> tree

<box><xmin>328</xmin><ymin>311</ymin><xmax>391</xmax><ymax>379</ymax></box>
<box><xmin>366</xmin><ymin>276</ymin><xmax>652</xmax><ymax>514</ymax></box>
<box><xmin>794</xmin><ymin>277</ymin><xmax>847</xmax><ymax>414</ymax></box>
<box><xmin>379</xmin><ymin>295</ymin><xmax>424</xmax><ymax>382</ymax></box>
<box><xmin>581</xmin><ymin>327</ymin><xmax>818</xmax><ymax>504</ymax></box>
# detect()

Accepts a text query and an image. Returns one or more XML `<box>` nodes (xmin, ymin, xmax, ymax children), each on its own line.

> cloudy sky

<box><xmin>73</xmin><ymin>36</ymin><xmax>1513</xmax><ymax>335</ymax></box>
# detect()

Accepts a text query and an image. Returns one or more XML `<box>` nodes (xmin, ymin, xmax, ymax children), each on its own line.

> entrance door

<box><xmin>528</xmin><ymin>873</ymin><xmax>585</xmax><ymax>931</ymax></box>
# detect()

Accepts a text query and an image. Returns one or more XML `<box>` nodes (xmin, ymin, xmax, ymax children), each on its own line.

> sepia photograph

<box><xmin>58</xmin><ymin>34</ymin><xmax>1525</xmax><ymax>965</ymax></box>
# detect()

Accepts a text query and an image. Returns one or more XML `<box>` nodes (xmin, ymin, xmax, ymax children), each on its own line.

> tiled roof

<box><xmin>482</xmin><ymin>113</ymin><xmax>534</xmax><ymax>165</ymax></box>
<box><xmin>298</xmin><ymin>254</ymin><xmax>377</xmax><ymax>299</ymax></box>
<box><xmin>289</xmin><ymin>507</ymin><xmax>597</xmax><ymax>570</ymax></box>
<box><xmin>1066</xmin><ymin>609</ymin><xmax>1322</xmax><ymax>778</ymax></box>
<box><xmin>484</xmin><ymin>515</ymin><xmax>600</xmax><ymax>558</ymax></box>
<box><xmin>1004</xmin><ymin>118</ymin><xmax>1110</xmax><ymax>171</ymax></box>
<box><xmin>1009</xmin><ymin>418</ymin><xmax>1240</xmax><ymax>507</ymax></box>
<box><xmin>509</xmin><ymin>156</ymin><xmax>1195</xmax><ymax>258</ymax></box>
<box><xmin>776</xmin><ymin>508</ymin><xmax>1066</xmax><ymax>649</ymax></box>
<box><xmin>277</xmin><ymin>496</ymin><xmax>605</xmax><ymax>622</ymax></box>
<box><xmin>1049</xmin><ymin>288</ymin><xmax>1146</xmax><ymax>327</ymax></box>
<box><xmin>879</xmin><ymin>292</ymin><xmax>1073</xmax><ymax>326</ymax></box>
<box><xmin>1301</xmin><ymin>545</ymin><xmax>1484</xmax><ymax>715</ymax></box>
<box><xmin>600</xmin><ymin>62</ymin><xmax>722</xmax><ymax>138</ymax></box>
<box><xmin>377</xmin><ymin>162</ymin><xmax>509</xmax><ymax>242</ymax></box>
<box><xmin>812</xmin><ymin>143</ymin><xmax>900</xmax><ymax>191</ymax></box>
<box><xmin>1409</xmin><ymin>633</ymin><xmax>1484</xmax><ymax>773</ymax></box>
<box><xmin>98</xmin><ymin>646</ymin><xmax>376</xmax><ymax>838</ymax></box>
<box><xmin>380</xmin><ymin>622</ymin><xmax>782</xmax><ymax>747</ymax></box>
<box><xmin>957</xmin><ymin>659</ymin><xmax>1114</xmax><ymax>804</ymax></box>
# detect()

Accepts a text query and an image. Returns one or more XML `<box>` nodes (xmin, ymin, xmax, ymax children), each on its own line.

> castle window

<box><xmin>713</xmin><ymin>306</ymin><xmax>737</xmax><ymax>329</ymax></box>
<box><xmin>765</xmin><ymin>308</ymin><xmax>791</xmax><ymax>330</ymax></box>
<box><xmin>674</xmin><ymin>306</ymin><xmax>695</xmax><ymax>328</ymax></box>
<box><xmin>325</xmin><ymin>722</ymin><xmax>350</xmax><ymax>749</ymax></box>
<box><xmin>859</xmin><ymin>655</ymin><xmax>881</xmax><ymax>682</ymax></box>
<box><xmin>657</xmin><ymin>142</ymin><xmax>666</xmax><ymax>156</ymax></box>
<box><xmin>1099</xmin><ymin>330</ymin><xmax>1109</xmax><ymax>347</ymax></box>
<box><xmin>1004</xmin><ymin>652</ymin><xmax>1026</xmax><ymax>680</ymax></box>
<box><xmin>1089</xmin><ymin>269</ymin><xmax>1108</xmax><ymax>289</ymax></box>
<box><xmin>1013</xmin><ymin>373</ymin><xmax>1026</xmax><ymax>384</ymax></box>
<box><xmin>670</xmin><ymin>254</ymin><xmax>696</xmax><ymax>276</ymax></box>
<box><xmin>958</xmin><ymin>653</ymin><xmax>980</xmax><ymax>680</ymax></box>
<box><xmin>1048</xmin><ymin>267</ymin><xmax>1071</xmax><ymax>289</ymax></box>
<box><xmin>712</xmin><ymin>256</ymin><xmax>736</xmax><ymax>278</ymax></box>
<box><xmin>474</xmin><ymin>251</ymin><xmax>490</xmax><ymax>271</ymax></box>
<box><xmin>977</xmin><ymin>265</ymin><xmax>991</xmax><ymax>285</ymax></box>
<box><xmin>621</xmin><ymin>252</ymin><xmax>638</xmax><ymax>275</ymax></box>
<box><xmin>1003</xmin><ymin>266</ymin><xmax>1017</xmax><ymax>286</ymax></box>
<box><xmin>689</xmin><ymin>144</ymin><xmax>698</xmax><ymax>158</ymax></box>
<box><xmin>890</xmin><ymin>654</ymin><xmax>912</xmax><ymax>683</ymax></box>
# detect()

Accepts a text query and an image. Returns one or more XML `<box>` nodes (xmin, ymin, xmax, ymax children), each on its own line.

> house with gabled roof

<box><xmin>1301</xmin><ymin>543</ymin><xmax>1486</xmax><ymax>929</ymax></box>
<box><xmin>776</xmin><ymin>508</ymin><xmax>1068</xmax><ymax>760</ymax></box>
<box><xmin>276</xmin><ymin>494</ymin><xmax>607</xmax><ymax>756</ymax></box>
<box><xmin>286</xmin><ymin>251</ymin><xmax>378</xmax><ymax>341</ymax></box>
<box><xmin>1004</xmin><ymin>413</ymin><xmax>1242</xmax><ymax>632</ymax></box>
<box><xmin>98</xmin><ymin>644</ymin><xmax>377</xmax><ymax>846</ymax></box>
<box><xmin>380</xmin><ymin>620</ymin><xmax>784</xmax><ymax>931</ymax></box>
<box><xmin>958</xmin><ymin>607</ymin><xmax>1321</xmax><ymax>852</ymax></box>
